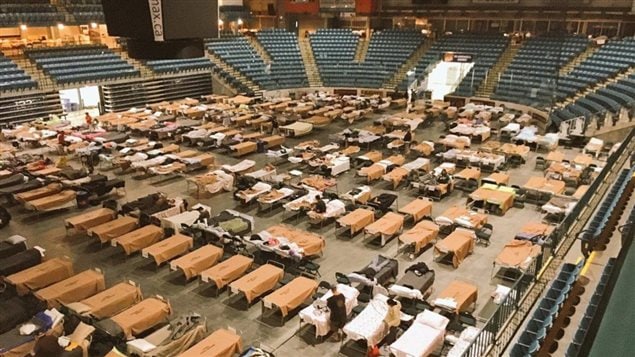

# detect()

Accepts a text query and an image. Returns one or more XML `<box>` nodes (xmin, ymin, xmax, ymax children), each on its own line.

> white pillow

<box><xmin>7</xmin><ymin>235</ymin><xmax>26</xmax><ymax>244</ymax></box>
<box><xmin>416</xmin><ymin>309</ymin><xmax>450</xmax><ymax>331</ymax></box>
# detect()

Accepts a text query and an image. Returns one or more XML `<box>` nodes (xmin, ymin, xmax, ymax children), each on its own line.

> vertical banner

<box><xmin>148</xmin><ymin>0</ymin><xmax>164</xmax><ymax>41</ymax></box>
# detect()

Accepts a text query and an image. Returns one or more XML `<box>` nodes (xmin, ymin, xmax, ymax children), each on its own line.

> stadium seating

<box><xmin>577</xmin><ymin>168</ymin><xmax>634</xmax><ymax>250</ymax></box>
<box><xmin>313</xmin><ymin>29</ymin><xmax>424</xmax><ymax>88</ymax></box>
<box><xmin>309</xmin><ymin>29</ymin><xmax>359</xmax><ymax>87</ymax></box>
<box><xmin>450</xmin><ymin>34</ymin><xmax>509</xmax><ymax>97</ymax></box>
<box><xmin>25</xmin><ymin>45</ymin><xmax>139</xmax><ymax>84</ymax></box>
<box><xmin>0</xmin><ymin>53</ymin><xmax>37</xmax><ymax>91</ymax></box>
<box><xmin>0</xmin><ymin>1</ymin><xmax>64</xmax><ymax>27</ymax></box>
<box><xmin>553</xmin><ymin>38</ymin><xmax>635</xmax><ymax>101</ymax></box>
<box><xmin>493</xmin><ymin>35</ymin><xmax>589</xmax><ymax>105</ymax></box>
<box><xmin>551</xmin><ymin>73</ymin><xmax>635</xmax><ymax>124</ymax></box>
<box><xmin>255</xmin><ymin>29</ymin><xmax>308</xmax><ymax>89</ymax></box>
<box><xmin>565</xmin><ymin>258</ymin><xmax>616</xmax><ymax>357</ymax></box>
<box><xmin>145</xmin><ymin>58</ymin><xmax>213</xmax><ymax>74</ymax></box>
<box><xmin>510</xmin><ymin>260</ymin><xmax>585</xmax><ymax>357</ymax></box>
<box><xmin>61</xmin><ymin>0</ymin><xmax>104</xmax><ymax>24</ymax></box>
<box><xmin>398</xmin><ymin>33</ymin><xmax>507</xmax><ymax>93</ymax></box>
<box><xmin>207</xmin><ymin>36</ymin><xmax>274</xmax><ymax>89</ymax></box>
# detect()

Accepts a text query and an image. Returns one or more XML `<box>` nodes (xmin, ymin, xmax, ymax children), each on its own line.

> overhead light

<box><xmin>237</xmin><ymin>18</ymin><xmax>243</xmax><ymax>25</ymax></box>
<box><xmin>218</xmin><ymin>19</ymin><xmax>224</xmax><ymax>26</ymax></box>
<box><xmin>90</xmin><ymin>22</ymin><xmax>97</xmax><ymax>29</ymax></box>
<box><xmin>57</xmin><ymin>23</ymin><xmax>65</xmax><ymax>29</ymax></box>
<box><xmin>525</xmin><ymin>32</ymin><xmax>531</xmax><ymax>38</ymax></box>
<box><xmin>19</xmin><ymin>24</ymin><xmax>27</xmax><ymax>31</ymax></box>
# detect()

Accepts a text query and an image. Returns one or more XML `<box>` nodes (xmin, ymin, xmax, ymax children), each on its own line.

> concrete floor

<box><xmin>2</xmin><ymin>108</ymin><xmax>599</xmax><ymax>356</ymax></box>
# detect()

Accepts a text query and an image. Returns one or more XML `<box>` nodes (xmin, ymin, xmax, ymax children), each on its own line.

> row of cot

<box><xmin>0</xmin><ymin>235</ymin><xmax>270</xmax><ymax>357</ymax></box>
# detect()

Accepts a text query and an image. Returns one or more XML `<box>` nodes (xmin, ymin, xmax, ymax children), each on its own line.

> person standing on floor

<box><xmin>327</xmin><ymin>285</ymin><xmax>347</xmax><ymax>342</ymax></box>
<box><xmin>403</xmin><ymin>130</ymin><xmax>412</xmax><ymax>155</ymax></box>
<box><xmin>84</xmin><ymin>112</ymin><xmax>93</xmax><ymax>129</ymax></box>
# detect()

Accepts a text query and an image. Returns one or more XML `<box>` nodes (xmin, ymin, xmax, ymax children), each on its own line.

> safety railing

<box><xmin>460</xmin><ymin>127</ymin><xmax>635</xmax><ymax>357</ymax></box>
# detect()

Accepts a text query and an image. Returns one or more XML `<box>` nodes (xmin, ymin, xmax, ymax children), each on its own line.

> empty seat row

<box><xmin>577</xmin><ymin>168</ymin><xmax>634</xmax><ymax>248</ymax></box>
<box><xmin>510</xmin><ymin>260</ymin><xmax>585</xmax><ymax>357</ymax></box>
<box><xmin>256</xmin><ymin>29</ymin><xmax>308</xmax><ymax>88</ymax></box>
<box><xmin>495</xmin><ymin>35</ymin><xmax>590</xmax><ymax>105</ymax></box>
<box><xmin>554</xmin><ymin>39</ymin><xmax>635</xmax><ymax>100</ymax></box>
<box><xmin>0</xmin><ymin>53</ymin><xmax>37</xmax><ymax>92</ymax></box>
<box><xmin>565</xmin><ymin>257</ymin><xmax>617</xmax><ymax>357</ymax></box>
<box><xmin>26</xmin><ymin>45</ymin><xmax>138</xmax><ymax>84</ymax></box>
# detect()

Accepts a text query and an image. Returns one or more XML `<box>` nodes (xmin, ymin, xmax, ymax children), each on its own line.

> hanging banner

<box><xmin>148</xmin><ymin>0</ymin><xmax>164</xmax><ymax>42</ymax></box>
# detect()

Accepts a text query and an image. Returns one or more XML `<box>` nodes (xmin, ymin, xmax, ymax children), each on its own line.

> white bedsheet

<box><xmin>237</xmin><ymin>182</ymin><xmax>272</xmax><ymax>203</ymax></box>
<box><xmin>341</xmin><ymin>185</ymin><xmax>371</xmax><ymax>203</ymax></box>
<box><xmin>343</xmin><ymin>295</ymin><xmax>389</xmax><ymax>346</ymax></box>
<box><xmin>258</xmin><ymin>187</ymin><xmax>295</xmax><ymax>204</ymax></box>
<box><xmin>514</xmin><ymin>126</ymin><xmax>538</xmax><ymax>143</ymax></box>
<box><xmin>402</xmin><ymin>158</ymin><xmax>430</xmax><ymax>172</ymax></box>
<box><xmin>501</xmin><ymin>122</ymin><xmax>521</xmax><ymax>134</ymax></box>
<box><xmin>222</xmin><ymin>160</ymin><xmax>256</xmax><ymax>173</ymax></box>
<box><xmin>131</xmin><ymin>155</ymin><xmax>167</xmax><ymax>169</ymax></box>
<box><xmin>161</xmin><ymin>210</ymin><xmax>201</xmax><ymax>231</ymax></box>
<box><xmin>390</xmin><ymin>321</ymin><xmax>445</xmax><ymax>357</ymax></box>
<box><xmin>299</xmin><ymin>284</ymin><xmax>359</xmax><ymax>337</ymax></box>
<box><xmin>205</xmin><ymin>170</ymin><xmax>234</xmax><ymax>194</ymax></box>
<box><xmin>246</xmin><ymin>168</ymin><xmax>277</xmax><ymax>181</ymax></box>
<box><xmin>284</xmin><ymin>190</ymin><xmax>321</xmax><ymax>211</ymax></box>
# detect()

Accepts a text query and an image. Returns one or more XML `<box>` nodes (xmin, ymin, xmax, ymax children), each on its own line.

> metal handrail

<box><xmin>460</xmin><ymin>127</ymin><xmax>635</xmax><ymax>357</ymax></box>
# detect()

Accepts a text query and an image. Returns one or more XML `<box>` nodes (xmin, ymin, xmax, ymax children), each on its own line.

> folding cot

<box><xmin>388</xmin><ymin>263</ymin><xmax>435</xmax><ymax>301</ymax></box>
<box><xmin>34</xmin><ymin>269</ymin><xmax>106</xmax><ymax>309</ymax></box>
<box><xmin>88</xmin><ymin>215</ymin><xmax>138</xmax><ymax>244</ymax></box>
<box><xmin>337</xmin><ymin>208</ymin><xmax>375</xmax><ymax>236</ymax></box>
<box><xmin>178</xmin><ymin>328</ymin><xmax>242</xmax><ymax>357</ymax></box>
<box><xmin>261</xmin><ymin>276</ymin><xmax>318</xmax><ymax>324</ymax></box>
<box><xmin>95</xmin><ymin>297</ymin><xmax>171</xmax><ymax>341</ymax></box>
<box><xmin>364</xmin><ymin>212</ymin><xmax>405</xmax><ymax>246</ymax></box>
<box><xmin>398</xmin><ymin>220</ymin><xmax>440</xmax><ymax>257</ymax></box>
<box><xmin>64</xmin><ymin>281</ymin><xmax>143</xmax><ymax>320</ymax></box>
<box><xmin>299</xmin><ymin>283</ymin><xmax>360</xmax><ymax>338</ymax></box>
<box><xmin>432</xmin><ymin>280</ymin><xmax>478</xmax><ymax>314</ymax></box>
<box><xmin>4</xmin><ymin>257</ymin><xmax>74</xmax><ymax>296</ymax></box>
<box><xmin>141</xmin><ymin>233</ymin><xmax>193</xmax><ymax>266</ymax></box>
<box><xmin>433</xmin><ymin>229</ymin><xmax>476</xmax><ymax>268</ymax></box>
<box><xmin>389</xmin><ymin>310</ymin><xmax>448</xmax><ymax>357</ymax></box>
<box><xmin>229</xmin><ymin>264</ymin><xmax>284</xmax><ymax>306</ymax></box>
<box><xmin>200</xmin><ymin>254</ymin><xmax>254</xmax><ymax>293</ymax></box>
<box><xmin>169</xmin><ymin>244</ymin><xmax>223</xmax><ymax>280</ymax></box>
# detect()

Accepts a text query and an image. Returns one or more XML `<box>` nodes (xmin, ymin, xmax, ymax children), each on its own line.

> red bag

<box><xmin>368</xmin><ymin>345</ymin><xmax>380</xmax><ymax>357</ymax></box>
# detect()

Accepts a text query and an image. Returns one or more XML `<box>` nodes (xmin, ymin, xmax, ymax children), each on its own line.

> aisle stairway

<box><xmin>116</xmin><ymin>48</ymin><xmax>154</xmax><ymax>79</ymax></box>
<box><xmin>245</xmin><ymin>35</ymin><xmax>272</xmax><ymax>65</ymax></box>
<box><xmin>475</xmin><ymin>44</ymin><xmax>520</xmax><ymax>97</ymax></box>
<box><xmin>559</xmin><ymin>45</ymin><xmax>600</xmax><ymax>77</ymax></box>
<box><xmin>6</xmin><ymin>54</ymin><xmax>55</xmax><ymax>91</ymax></box>
<box><xmin>298</xmin><ymin>38</ymin><xmax>323</xmax><ymax>87</ymax></box>
<box><xmin>383</xmin><ymin>40</ymin><xmax>431</xmax><ymax>90</ymax></box>
<box><xmin>353</xmin><ymin>39</ymin><xmax>369</xmax><ymax>62</ymax></box>
<box><xmin>205</xmin><ymin>52</ymin><xmax>261</xmax><ymax>92</ymax></box>
<box><xmin>560</xmin><ymin>66</ymin><xmax>635</xmax><ymax>107</ymax></box>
